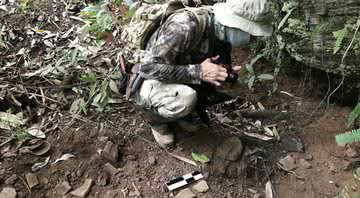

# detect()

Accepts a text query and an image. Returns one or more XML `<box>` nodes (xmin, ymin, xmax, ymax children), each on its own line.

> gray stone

<box><xmin>304</xmin><ymin>154</ymin><xmax>313</xmax><ymax>161</ymax></box>
<box><xmin>148</xmin><ymin>156</ymin><xmax>156</xmax><ymax>165</ymax></box>
<box><xmin>279</xmin><ymin>134</ymin><xmax>304</xmax><ymax>152</ymax></box>
<box><xmin>299</xmin><ymin>159</ymin><xmax>312</xmax><ymax>169</ymax></box>
<box><xmin>70</xmin><ymin>179</ymin><xmax>94</xmax><ymax>198</ymax></box>
<box><xmin>215</xmin><ymin>137</ymin><xmax>243</xmax><ymax>161</ymax></box>
<box><xmin>101</xmin><ymin>141</ymin><xmax>119</xmax><ymax>162</ymax></box>
<box><xmin>55</xmin><ymin>181</ymin><xmax>72</xmax><ymax>195</ymax></box>
<box><xmin>175</xmin><ymin>188</ymin><xmax>196</xmax><ymax>198</ymax></box>
<box><xmin>0</xmin><ymin>187</ymin><xmax>16</xmax><ymax>198</ymax></box>
<box><xmin>25</xmin><ymin>173</ymin><xmax>39</xmax><ymax>189</ymax></box>
<box><xmin>5</xmin><ymin>174</ymin><xmax>17</xmax><ymax>185</ymax></box>
<box><xmin>104</xmin><ymin>163</ymin><xmax>119</xmax><ymax>176</ymax></box>
<box><xmin>97</xmin><ymin>173</ymin><xmax>109</xmax><ymax>186</ymax></box>
<box><xmin>192</xmin><ymin>180</ymin><xmax>209</xmax><ymax>193</ymax></box>
<box><xmin>278</xmin><ymin>155</ymin><xmax>297</xmax><ymax>171</ymax></box>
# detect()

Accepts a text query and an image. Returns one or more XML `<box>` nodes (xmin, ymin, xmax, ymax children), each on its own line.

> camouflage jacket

<box><xmin>139</xmin><ymin>9</ymin><xmax>231</xmax><ymax>85</ymax></box>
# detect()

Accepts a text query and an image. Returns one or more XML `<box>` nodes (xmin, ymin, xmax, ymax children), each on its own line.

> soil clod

<box><xmin>176</xmin><ymin>188</ymin><xmax>196</xmax><ymax>198</ymax></box>
<box><xmin>0</xmin><ymin>187</ymin><xmax>17</xmax><ymax>198</ymax></box>
<box><xmin>192</xmin><ymin>180</ymin><xmax>209</xmax><ymax>193</ymax></box>
<box><xmin>55</xmin><ymin>181</ymin><xmax>72</xmax><ymax>195</ymax></box>
<box><xmin>101</xmin><ymin>141</ymin><xmax>119</xmax><ymax>162</ymax></box>
<box><xmin>25</xmin><ymin>173</ymin><xmax>39</xmax><ymax>189</ymax></box>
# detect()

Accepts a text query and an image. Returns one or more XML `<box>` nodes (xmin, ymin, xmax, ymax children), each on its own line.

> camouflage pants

<box><xmin>132</xmin><ymin>80</ymin><xmax>198</xmax><ymax>124</ymax></box>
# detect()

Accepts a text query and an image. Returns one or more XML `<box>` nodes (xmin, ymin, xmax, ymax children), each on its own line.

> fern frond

<box><xmin>336</xmin><ymin>128</ymin><xmax>360</xmax><ymax>146</ymax></box>
<box><xmin>348</xmin><ymin>103</ymin><xmax>360</xmax><ymax>128</ymax></box>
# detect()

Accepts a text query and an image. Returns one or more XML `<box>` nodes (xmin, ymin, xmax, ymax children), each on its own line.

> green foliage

<box><xmin>333</xmin><ymin>26</ymin><xmax>349</xmax><ymax>54</ymax></box>
<box><xmin>191</xmin><ymin>152</ymin><xmax>210</xmax><ymax>164</ymax></box>
<box><xmin>15</xmin><ymin>129</ymin><xmax>33</xmax><ymax>141</ymax></box>
<box><xmin>335</xmin><ymin>129</ymin><xmax>360</xmax><ymax>146</ymax></box>
<box><xmin>243</xmin><ymin>51</ymin><xmax>274</xmax><ymax>89</ymax></box>
<box><xmin>80</xmin><ymin>5</ymin><xmax>114</xmax><ymax>38</ymax></box>
<box><xmin>348</xmin><ymin>103</ymin><xmax>360</xmax><ymax>128</ymax></box>
<box><xmin>19</xmin><ymin>0</ymin><xmax>30</xmax><ymax>11</ymax></box>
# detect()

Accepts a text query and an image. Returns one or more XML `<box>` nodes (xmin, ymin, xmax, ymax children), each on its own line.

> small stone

<box><xmin>215</xmin><ymin>136</ymin><xmax>243</xmax><ymax>161</ymax></box>
<box><xmin>25</xmin><ymin>173</ymin><xmax>39</xmax><ymax>189</ymax></box>
<box><xmin>55</xmin><ymin>181</ymin><xmax>72</xmax><ymax>195</ymax></box>
<box><xmin>0</xmin><ymin>187</ymin><xmax>17</xmax><ymax>198</ymax></box>
<box><xmin>175</xmin><ymin>188</ymin><xmax>196</xmax><ymax>198</ymax></box>
<box><xmin>329</xmin><ymin>163</ymin><xmax>336</xmax><ymax>172</ymax></box>
<box><xmin>37</xmin><ymin>15</ymin><xmax>45</xmax><ymax>22</ymax></box>
<box><xmin>101</xmin><ymin>141</ymin><xmax>119</xmax><ymax>162</ymax></box>
<box><xmin>299</xmin><ymin>159</ymin><xmax>312</xmax><ymax>169</ymax></box>
<box><xmin>252</xmin><ymin>194</ymin><xmax>262</xmax><ymax>198</ymax></box>
<box><xmin>345</xmin><ymin>147</ymin><xmax>358</xmax><ymax>158</ymax></box>
<box><xmin>76</xmin><ymin>169</ymin><xmax>83</xmax><ymax>177</ymax></box>
<box><xmin>97</xmin><ymin>174</ymin><xmax>109</xmax><ymax>187</ymax></box>
<box><xmin>148</xmin><ymin>156</ymin><xmax>156</xmax><ymax>165</ymax></box>
<box><xmin>127</xmin><ymin>155</ymin><xmax>137</xmax><ymax>161</ymax></box>
<box><xmin>279</xmin><ymin>155</ymin><xmax>297</xmax><ymax>170</ymax></box>
<box><xmin>304</xmin><ymin>154</ymin><xmax>313</xmax><ymax>161</ymax></box>
<box><xmin>70</xmin><ymin>179</ymin><xmax>94</xmax><ymax>198</ymax></box>
<box><xmin>192</xmin><ymin>180</ymin><xmax>209</xmax><ymax>193</ymax></box>
<box><xmin>104</xmin><ymin>163</ymin><xmax>119</xmax><ymax>176</ymax></box>
<box><xmin>5</xmin><ymin>174</ymin><xmax>17</xmax><ymax>185</ymax></box>
<box><xmin>103</xmin><ymin>190</ymin><xmax>120</xmax><ymax>198</ymax></box>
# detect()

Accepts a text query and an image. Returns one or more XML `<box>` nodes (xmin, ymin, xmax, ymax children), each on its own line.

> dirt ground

<box><xmin>1</xmin><ymin>60</ymin><xmax>358</xmax><ymax>198</ymax></box>
<box><xmin>1</xmin><ymin>1</ymin><xmax>360</xmax><ymax>198</ymax></box>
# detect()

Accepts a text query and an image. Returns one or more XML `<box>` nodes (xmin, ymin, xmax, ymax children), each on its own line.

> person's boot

<box><xmin>176</xmin><ymin>115</ymin><xmax>203</xmax><ymax>132</ymax></box>
<box><xmin>150</xmin><ymin>124</ymin><xmax>175</xmax><ymax>147</ymax></box>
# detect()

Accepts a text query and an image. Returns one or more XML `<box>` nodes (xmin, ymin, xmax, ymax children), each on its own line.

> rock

<box><xmin>104</xmin><ymin>190</ymin><xmax>121</xmax><ymax>198</ymax></box>
<box><xmin>37</xmin><ymin>15</ymin><xmax>45</xmax><ymax>22</ymax></box>
<box><xmin>278</xmin><ymin>155</ymin><xmax>297</xmax><ymax>171</ymax></box>
<box><xmin>304</xmin><ymin>154</ymin><xmax>313</xmax><ymax>161</ymax></box>
<box><xmin>70</xmin><ymin>179</ymin><xmax>94</xmax><ymax>198</ymax></box>
<box><xmin>55</xmin><ymin>181</ymin><xmax>72</xmax><ymax>195</ymax></box>
<box><xmin>192</xmin><ymin>180</ymin><xmax>209</xmax><ymax>193</ymax></box>
<box><xmin>25</xmin><ymin>173</ymin><xmax>39</xmax><ymax>189</ymax></box>
<box><xmin>97</xmin><ymin>173</ymin><xmax>109</xmax><ymax>186</ymax></box>
<box><xmin>329</xmin><ymin>163</ymin><xmax>337</xmax><ymax>172</ymax></box>
<box><xmin>345</xmin><ymin>147</ymin><xmax>358</xmax><ymax>158</ymax></box>
<box><xmin>5</xmin><ymin>174</ymin><xmax>17</xmax><ymax>185</ymax></box>
<box><xmin>104</xmin><ymin>163</ymin><xmax>119</xmax><ymax>176</ymax></box>
<box><xmin>252</xmin><ymin>194</ymin><xmax>262</xmax><ymax>198</ymax></box>
<box><xmin>175</xmin><ymin>188</ymin><xmax>196</xmax><ymax>198</ymax></box>
<box><xmin>148</xmin><ymin>156</ymin><xmax>157</xmax><ymax>165</ymax></box>
<box><xmin>279</xmin><ymin>134</ymin><xmax>304</xmax><ymax>152</ymax></box>
<box><xmin>299</xmin><ymin>159</ymin><xmax>312</xmax><ymax>169</ymax></box>
<box><xmin>215</xmin><ymin>137</ymin><xmax>243</xmax><ymax>161</ymax></box>
<box><xmin>101</xmin><ymin>141</ymin><xmax>119</xmax><ymax>162</ymax></box>
<box><xmin>0</xmin><ymin>187</ymin><xmax>17</xmax><ymax>198</ymax></box>
<box><xmin>127</xmin><ymin>155</ymin><xmax>137</xmax><ymax>161</ymax></box>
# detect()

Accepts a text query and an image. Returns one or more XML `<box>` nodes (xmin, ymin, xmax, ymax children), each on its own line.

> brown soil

<box><xmin>1</xmin><ymin>3</ymin><xmax>359</xmax><ymax>198</ymax></box>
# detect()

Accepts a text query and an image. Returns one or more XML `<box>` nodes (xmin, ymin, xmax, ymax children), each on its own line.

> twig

<box><xmin>11</xmin><ymin>89</ymin><xmax>65</xmax><ymax>105</ymax></box>
<box><xmin>0</xmin><ymin>135</ymin><xmax>15</xmax><ymax>147</ymax></box>
<box><xmin>17</xmin><ymin>175</ymin><xmax>31</xmax><ymax>198</ymax></box>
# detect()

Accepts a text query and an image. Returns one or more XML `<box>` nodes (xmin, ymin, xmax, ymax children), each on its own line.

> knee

<box><xmin>159</xmin><ymin>86</ymin><xmax>197</xmax><ymax>120</ymax></box>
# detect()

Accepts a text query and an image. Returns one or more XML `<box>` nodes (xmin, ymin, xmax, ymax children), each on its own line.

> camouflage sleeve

<box><xmin>139</xmin><ymin>12</ymin><xmax>203</xmax><ymax>84</ymax></box>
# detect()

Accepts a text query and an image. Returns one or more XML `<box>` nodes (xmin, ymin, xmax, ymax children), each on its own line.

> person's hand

<box><xmin>231</xmin><ymin>65</ymin><xmax>242</xmax><ymax>73</ymax></box>
<box><xmin>201</xmin><ymin>55</ymin><xmax>228</xmax><ymax>86</ymax></box>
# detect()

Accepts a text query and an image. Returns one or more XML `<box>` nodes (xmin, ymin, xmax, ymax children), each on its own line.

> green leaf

<box><xmin>246</xmin><ymin>64</ymin><xmax>254</xmax><ymax>74</ymax></box>
<box><xmin>257</xmin><ymin>74</ymin><xmax>274</xmax><ymax>80</ymax></box>
<box><xmin>191</xmin><ymin>152</ymin><xmax>210</xmax><ymax>164</ymax></box>
<box><xmin>96</xmin><ymin>10</ymin><xmax>113</xmax><ymax>32</ymax></box>
<box><xmin>109</xmin><ymin>79</ymin><xmax>120</xmax><ymax>94</ymax></box>
<box><xmin>248</xmin><ymin>75</ymin><xmax>256</xmax><ymax>89</ymax></box>
<box><xmin>89</xmin><ymin>83</ymin><xmax>97</xmax><ymax>99</ymax></box>
<box><xmin>335</xmin><ymin>129</ymin><xmax>360</xmax><ymax>146</ymax></box>
<box><xmin>80</xmin><ymin>74</ymin><xmax>97</xmax><ymax>83</ymax></box>
<box><xmin>333</xmin><ymin>27</ymin><xmax>348</xmax><ymax>54</ymax></box>
<box><xmin>348</xmin><ymin>103</ymin><xmax>360</xmax><ymax>128</ymax></box>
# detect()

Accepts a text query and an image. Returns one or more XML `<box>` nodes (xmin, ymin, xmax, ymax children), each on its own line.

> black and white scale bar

<box><xmin>166</xmin><ymin>171</ymin><xmax>204</xmax><ymax>191</ymax></box>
